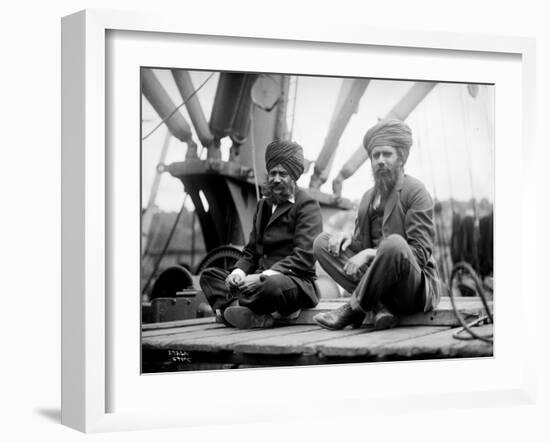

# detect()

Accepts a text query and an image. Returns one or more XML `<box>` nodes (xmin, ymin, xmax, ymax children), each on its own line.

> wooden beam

<box><xmin>142</xmin><ymin>316</ymin><xmax>215</xmax><ymax>332</ymax></box>
<box><xmin>142</xmin><ymin>296</ymin><xmax>492</xmax><ymax>331</ymax></box>
<box><xmin>277</xmin><ymin>297</ymin><xmax>492</xmax><ymax>327</ymax></box>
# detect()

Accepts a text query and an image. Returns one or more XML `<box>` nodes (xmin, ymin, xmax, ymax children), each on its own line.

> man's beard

<box><xmin>373</xmin><ymin>163</ymin><xmax>402</xmax><ymax>198</ymax></box>
<box><xmin>261</xmin><ymin>179</ymin><xmax>296</xmax><ymax>204</ymax></box>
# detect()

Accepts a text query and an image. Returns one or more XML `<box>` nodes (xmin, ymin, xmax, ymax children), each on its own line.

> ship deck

<box><xmin>141</xmin><ymin>297</ymin><xmax>493</xmax><ymax>372</ymax></box>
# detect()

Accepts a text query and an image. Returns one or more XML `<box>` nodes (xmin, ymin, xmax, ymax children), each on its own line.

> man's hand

<box><xmin>240</xmin><ymin>274</ymin><xmax>263</xmax><ymax>296</ymax></box>
<box><xmin>327</xmin><ymin>231</ymin><xmax>353</xmax><ymax>256</ymax></box>
<box><xmin>225</xmin><ymin>269</ymin><xmax>246</xmax><ymax>289</ymax></box>
<box><xmin>343</xmin><ymin>248</ymin><xmax>377</xmax><ymax>279</ymax></box>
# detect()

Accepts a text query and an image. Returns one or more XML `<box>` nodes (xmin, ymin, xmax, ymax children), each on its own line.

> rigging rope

<box><xmin>144</xmin><ymin>82</ymin><xmax>264</xmax><ymax>295</ymax></box>
<box><xmin>249</xmin><ymin>104</ymin><xmax>261</xmax><ymax>201</ymax></box>
<box><xmin>142</xmin><ymin>145</ymin><xmax>207</xmax><ymax>296</ymax></box>
<box><xmin>420</xmin><ymin>98</ymin><xmax>452</xmax><ymax>284</ymax></box>
<box><xmin>459</xmin><ymin>87</ymin><xmax>481</xmax><ymax>271</ymax></box>
<box><xmin>460</xmin><ymin>87</ymin><xmax>479</xmax><ymax>217</ymax></box>
<box><xmin>142</xmin><ymin>72</ymin><xmax>215</xmax><ymax>141</ymax></box>
<box><xmin>449</xmin><ymin>261</ymin><xmax>493</xmax><ymax>343</ymax></box>
<box><xmin>437</xmin><ymin>85</ymin><xmax>457</xmax><ymax>215</ymax></box>
<box><xmin>414</xmin><ymin>116</ymin><xmax>450</xmax><ymax>284</ymax></box>
<box><xmin>289</xmin><ymin>76</ymin><xmax>299</xmax><ymax>140</ymax></box>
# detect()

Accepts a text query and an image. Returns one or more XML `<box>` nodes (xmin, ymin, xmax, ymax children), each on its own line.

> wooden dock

<box><xmin>141</xmin><ymin>297</ymin><xmax>493</xmax><ymax>372</ymax></box>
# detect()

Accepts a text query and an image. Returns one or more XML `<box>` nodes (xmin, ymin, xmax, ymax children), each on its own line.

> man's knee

<box><xmin>379</xmin><ymin>234</ymin><xmax>408</xmax><ymax>256</ymax></box>
<box><xmin>260</xmin><ymin>274</ymin><xmax>286</xmax><ymax>297</ymax></box>
<box><xmin>199</xmin><ymin>267</ymin><xmax>223</xmax><ymax>288</ymax></box>
<box><xmin>313</xmin><ymin>232</ymin><xmax>331</xmax><ymax>259</ymax></box>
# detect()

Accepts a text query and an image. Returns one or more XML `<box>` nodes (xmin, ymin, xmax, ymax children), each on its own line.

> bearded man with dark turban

<box><xmin>200</xmin><ymin>139</ymin><xmax>323</xmax><ymax>328</ymax></box>
<box><xmin>313</xmin><ymin>119</ymin><xmax>446</xmax><ymax>330</ymax></box>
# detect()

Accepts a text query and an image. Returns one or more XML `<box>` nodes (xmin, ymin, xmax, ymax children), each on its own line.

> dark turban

<box><xmin>265</xmin><ymin>139</ymin><xmax>304</xmax><ymax>181</ymax></box>
<box><xmin>363</xmin><ymin>119</ymin><xmax>413</xmax><ymax>163</ymax></box>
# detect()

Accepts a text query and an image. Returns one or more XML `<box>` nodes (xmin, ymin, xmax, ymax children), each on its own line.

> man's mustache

<box><xmin>268</xmin><ymin>181</ymin><xmax>287</xmax><ymax>190</ymax></box>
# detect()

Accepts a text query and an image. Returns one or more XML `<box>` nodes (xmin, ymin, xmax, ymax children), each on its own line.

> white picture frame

<box><xmin>61</xmin><ymin>9</ymin><xmax>536</xmax><ymax>433</ymax></box>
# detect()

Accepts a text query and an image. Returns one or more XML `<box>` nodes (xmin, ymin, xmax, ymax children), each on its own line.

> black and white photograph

<box><xmin>140</xmin><ymin>68</ymin><xmax>494</xmax><ymax>373</ymax></box>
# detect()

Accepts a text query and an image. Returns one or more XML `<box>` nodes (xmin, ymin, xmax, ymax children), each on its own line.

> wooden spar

<box><xmin>238</xmin><ymin>75</ymin><xmax>284</xmax><ymax>172</ymax></box>
<box><xmin>209</xmin><ymin>73</ymin><xmax>259</xmax><ymax>160</ymax></box>
<box><xmin>309</xmin><ymin>78</ymin><xmax>370</xmax><ymax>189</ymax></box>
<box><xmin>141</xmin><ymin>69</ymin><xmax>194</xmax><ymax>145</ymax></box>
<box><xmin>158</xmin><ymin>72</ymin><xmax>352</xmax><ymax>255</ymax></box>
<box><xmin>331</xmin><ymin>82</ymin><xmax>437</xmax><ymax>197</ymax></box>
<box><xmin>171</xmin><ymin>70</ymin><xmax>214</xmax><ymax>156</ymax></box>
<box><xmin>230</xmin><ymin>75</ymin><xmax>259</xmax><ymax>145</ymax></box>
<box><xmin>274</xmin><ymin>75</ymin><xmax>290</xmax><ymax>140</ymax></box>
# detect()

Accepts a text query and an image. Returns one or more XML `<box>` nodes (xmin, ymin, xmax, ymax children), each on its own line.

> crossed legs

<box><xmin>199</xmin><ymin>268</ymin><xmax>307</xmax><ymax>327</ymax></box>
<box><xmin>313</xmin><ymin>232</ymin><xmax>425</xmax><ymax>328</ymax></box>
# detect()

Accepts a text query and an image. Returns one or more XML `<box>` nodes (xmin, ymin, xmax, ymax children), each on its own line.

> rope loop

<box><xmin>449</xmin><ymin>261</ymin><xmax>493</xmax><ymax>343</ymax></box>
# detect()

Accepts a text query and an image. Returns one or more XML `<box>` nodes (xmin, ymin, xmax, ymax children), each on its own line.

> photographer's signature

<box><xmin>168</xmin><ymin>350</ymin><xmax>192</xmax><ymax>363</ymax></box>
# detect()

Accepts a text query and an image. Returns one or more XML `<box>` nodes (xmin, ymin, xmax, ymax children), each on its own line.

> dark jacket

<box><xmin>350</xmin><ymin>174</ymin><xmax>446</xmax><ymax>311</ymax></box>
<box><xmin>235</xmin><ymin>188</ymin><xmax>323</xmax><ymax>306</ymax></box>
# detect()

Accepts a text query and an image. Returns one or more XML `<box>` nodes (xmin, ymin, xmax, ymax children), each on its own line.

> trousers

<box><xmin>313</xmin><ymin>233</ymin><xmax>425</xmax><ymax>315</ymax></box>
<box><xmin>199</xmin><ymin>267</ymin><xmax>309</xmax><ymax>315</ymax></box>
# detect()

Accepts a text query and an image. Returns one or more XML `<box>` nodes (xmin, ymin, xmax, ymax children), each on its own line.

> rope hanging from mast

<box><xmin>141</xmin><ymin>72</ymin><xmax>216</xmax><ymax>295</ymax></box>
<box><xmin>141</xmin><ymin>146</ymin><xmax>206</xmax><ymax>296</ymax></box>
<box><xmin>415</xmin><ymin>106</ymin><xmax>451</xmax><ymax>285</ymax></box>
<box><xmin>289</xmin><ymin>76</ymin><xmax>299</xmax><ymax>140</ymax></box>
<box><xmin>142</xmin><ymin>72</ymin><xmax>215</xmax><ymax>141</ymax></box>
<box><xmin>249</xmin><ymin>104</ymin><xmax>261</xmax><ymax>201</ymax></box>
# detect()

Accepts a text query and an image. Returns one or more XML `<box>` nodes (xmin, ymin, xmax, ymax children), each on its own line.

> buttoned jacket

<box><xmin>235</xmin><ymin>188</ymin><xmax>323</xmax><ymax>306</ymax></box>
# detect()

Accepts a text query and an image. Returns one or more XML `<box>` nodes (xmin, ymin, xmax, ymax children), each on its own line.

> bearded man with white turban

<box><xmin>200</xmin><ymin>139</ymin><xmax>323</xmax><ymax>328</ymax></box>
<box><xmin>313</xmin><ymin>119</ymin><xmax>446</xmax><ymax>330</ymax></box>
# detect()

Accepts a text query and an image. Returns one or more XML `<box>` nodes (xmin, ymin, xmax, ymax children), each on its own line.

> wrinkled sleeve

<box><xmin>405</xmin><ymin>184</ymin><xmax>435</xmax><ymax>269</ymax></box>
<box><xmin>350</xmin><ymin>192</ymin><xmax>370</xmax><ymax>253</ymax></box>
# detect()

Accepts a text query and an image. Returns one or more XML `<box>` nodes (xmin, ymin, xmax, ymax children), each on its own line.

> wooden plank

<box><xmin>314</xmin><ymin>326</ymin><xmax>448</xmax><ymax>357</ymax></box>
<box><xmin>140</xmin><ymin>296</ymin><xmax>493</xmax><ymax>365</ymax></box>
<box><xmin>321</xmin><ymin>297</ymin><xmax>485</xmax><ymax>307</ymax></box>
<box><xmin>375</xmin><ymin>324</ymin><xmax>493</xmax><ymax>358</ymax></box>
<box><xmin>277</xmin><ymin>297</ymin><xmax>492</xmax><ymax>327</ymax></box>
<box><xmin>143</xmin><ymin>323</ymin><xmax>229</xmax><ymax>338</ymax></box>
<box><xmin>143</xmin><ymin>325</ymin><xmax>251</xmax><ymax>345</ymax></box>
<box><xmin>142</xmin><ymin>316</ymin><xmax>215</xmax><ymax>331</ymax></box>
<box><xmin>141</xmin><ymin>297</ymin><xmax>489</xmax><ymax>331</ymax></box>
<box><xmin>142</xmin><ymin>325</ymin><xmax>320</xmax><ymax>352</ymax></box>
<box><xmin>233</xmin><ymin>328</ymin><xmax>368</xmax><ymax>355</ymax></box>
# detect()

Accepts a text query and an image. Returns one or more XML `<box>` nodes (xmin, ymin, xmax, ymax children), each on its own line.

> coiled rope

<box><xmin>449</xmin><ymin>261</ymin><xmax>493</xmax><ymax>343</ymax></box>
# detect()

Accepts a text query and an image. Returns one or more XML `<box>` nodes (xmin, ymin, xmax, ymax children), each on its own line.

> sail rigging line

<box><xmin>142</xmin><ymin>213</ymin><xmax>162</xmax><ymax>260</ymax></box>
<box><xmin>459</xmin><ymin>87</ymin><xmax>481</xmax><ymax>272</ymax></box>
<box><xmin>142</xmin><ymin>128</ymin><xmax>173</xmax><ymax>258</ymax></box>
<box><xmin>426</xmin><ymin>144</ymin><xmax>450</xmax><ymax>282</ymax></box>
<box><xmin>249</xmin><ymin>104</ymin><xmax>261</xmax><ymax>201</ymax></box>
<box><xmin>460</xmin><ymin>87</ymin><xmax>479</xmax><ymax>218</ymax></box>
<box><xmin>190</xmin><ymin>210</ymin><xmax>196</xmax><ymax>269</ymax></box>
<box><xmin>142</xmin><ymin>72</ymin><xmax>215</xmax><ymax>142</ymax></box>
<box><xmin>141</xmin><ymin>145</ymin><xmax>207</xmax><ymax>296</ymax></box>
<box><xmin>482</xmin><ymin>87</ymin><xmax>495</xmax><ymax>203</ymax></box>
<box><xmin>416</xmin><ymin>104</ymin><xmax>450</xmax><ymax>284</ymax></box>
<box><xmin>438</xmin><ymin>84</ymin><xmax>476</xmax><ymax>290</ymax></box>
<box><xmin>480</xmin><ymin>86</ymin><xmax>495</xmax><ymax>158</ymax></box>
<box><xmin>437</xmin><ymin>85</ymin><xmax>457</xmax><ymax>215</ymax></box>
<box><xmin>289</xmin><ymin>76</ymin><xmax>299</xmax><ymax>140</ymax></box>
<box><xmin>141</xmin><ymin>195</ymin><xmax>189</xmax><ymax>296</ymax></box>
